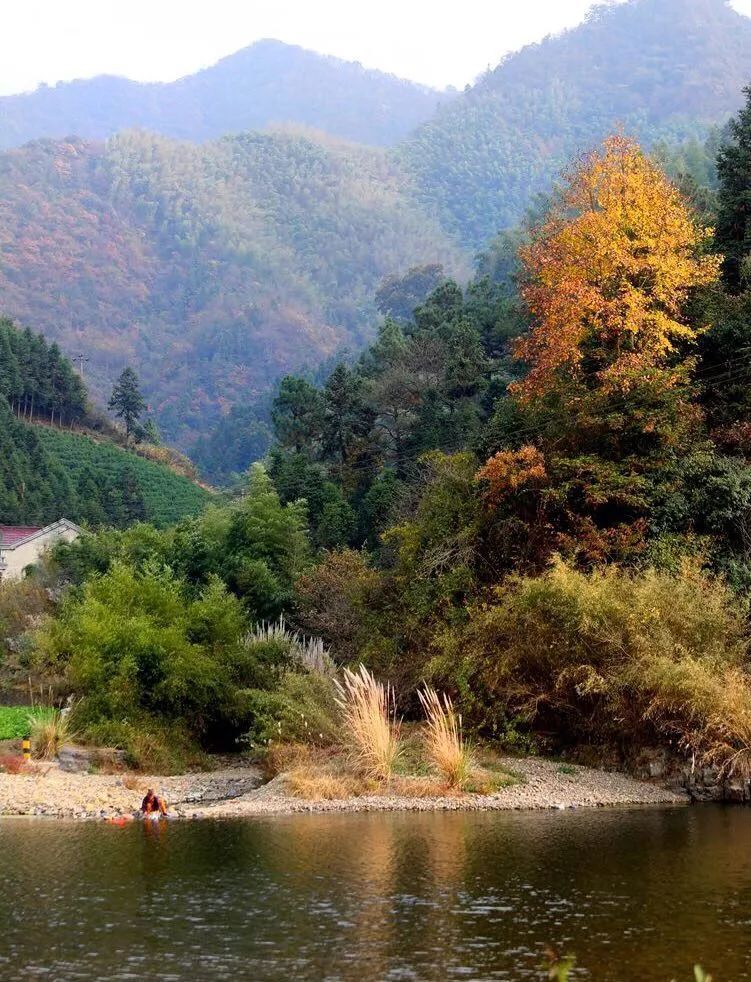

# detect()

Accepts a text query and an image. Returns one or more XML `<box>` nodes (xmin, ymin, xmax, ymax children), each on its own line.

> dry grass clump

<box><xmin>265</xmin><ymin>675</ymin><xmax>523</xmax><ymax>801</ymax></box>
<box><xmin>388</xmin><ymin>774</ymin><xmax>452</xmax><ymax>798</ymax></box>
<box><xmin>243</xmin><ymin>617</ymin><xmax>336</xmax><ymax>676</ymax></box>
<box><xmin>267</xmin><ymin>733</ymin><xmax>522</xmax><ymax>801</ymax></box>
<box><xmin>268</xmin><ymin>743</ymin><xmax>378</xmax><ymax>800</ymax></box>
<box><xmin>335</xmin><ymin>665</ymin><xmax>402</xmax><ymax>781</ymax></box>
<box><xmin>418</xmin><ymin>686</ymin><xmax>473</xmax><ymax>790</ymax></box>
<box><xmin>121</xmin><ymin>773</ymin><xmax>148</xmax><ymax>793</ymax></box>
<box><xmin>263</xmin><ymin>741</ymin><xmax>316</xmax><ymax>779</ymax></box>
<box><xmin>284</xmin><ymin>765</ymin><xmax>377</xmax><ymax>801</ymax></box>
<box><xmin>29</xmin><ymin>708</ymin><xmax>76</xmax><ymax>760</ymax></box>
<box><xmin>463</xmin><ymin>768</ymin><xmax>520</xmax><ymax>795</ymax></box>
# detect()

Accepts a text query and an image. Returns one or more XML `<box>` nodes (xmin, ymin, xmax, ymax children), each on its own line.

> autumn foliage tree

<box><xmin>479</xmin><ymin>137</ymin><xmax>721</xmax><ymax>567</ymax></box>
<box><xmin>513</xmin><ymin>136</ymin><xmax>720</xmax><ymax>405</ymax></box>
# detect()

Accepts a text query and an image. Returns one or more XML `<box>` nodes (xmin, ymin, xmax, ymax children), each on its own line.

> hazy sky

<box><xmin>2</xmin><ymin>0</ymin><xmax>750</xmax><ymax>96</ymax></box>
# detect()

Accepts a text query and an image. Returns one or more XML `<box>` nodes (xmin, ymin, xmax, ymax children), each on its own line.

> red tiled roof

<box><xmin>0</xmin><ymin>526</ymin><xmax>43</xmax><ymax>546</ymax></box>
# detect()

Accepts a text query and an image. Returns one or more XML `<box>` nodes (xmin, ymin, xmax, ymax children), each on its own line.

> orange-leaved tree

<box><xmin>477</xmin><ymin>137</ymin><xmax>721</xmax><ymax>569</ymax></box>
<box><xmin>513</xmin><ymin>135</ymin><xmax>720</xmax><ymax>405</ymax></box>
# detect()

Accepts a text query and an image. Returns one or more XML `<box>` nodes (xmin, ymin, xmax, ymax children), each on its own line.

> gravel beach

<box><xmin>0</xmin><ymin>757</ymin><xmax>687</xmax><ymax>821</ymax></box>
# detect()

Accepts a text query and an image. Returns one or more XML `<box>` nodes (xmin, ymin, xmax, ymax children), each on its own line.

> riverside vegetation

<box><xmin>8</xmin><ymin>113</ymin><xmax>751</xmax><ymax>792</ymax></box>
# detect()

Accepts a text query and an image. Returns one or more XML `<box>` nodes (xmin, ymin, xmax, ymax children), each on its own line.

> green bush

<box><xmin>80</xmin><ymin>718</ymin><xmax>209</xmax><ymax>774</ymax></box>
<box><xmin>243</xmin><ymin>672</ymin><xmax>340</xmax><ymax>748</ymax></box>
<box><xmin>32</xmin><ymin>562</ymin><xmax>250</xmax><ymax>740</ymax></box>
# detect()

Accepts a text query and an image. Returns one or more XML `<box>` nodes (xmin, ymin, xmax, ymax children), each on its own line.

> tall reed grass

<box><xmin>335</xmin><ymin>665</ymin><xmax>402</xmax><ymax>781</ymax></box>
<box><xmin>243</xmin><ymin>617</ymin><xmax>336</xmax><ymax>676</ymax></box>
<box><xmin>29</xmin><ymin>706</ymin><xmax>76</xmax><ymax>760</ymax></box>
<box><xmin>418</xmin><ymin>686</ymin><xmax>473</xmax><ymax>789</ymax></box>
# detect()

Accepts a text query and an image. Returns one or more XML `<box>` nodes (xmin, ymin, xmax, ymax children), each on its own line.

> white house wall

<box><xmin>0</xmin><ymin>527</ymin><xmax>80</xmax><ymax>581</ymax></box>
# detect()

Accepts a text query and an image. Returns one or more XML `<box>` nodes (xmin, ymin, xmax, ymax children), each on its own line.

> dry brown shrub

<box><xmin>294</xmin><ymin>550</ymin><xmax>380</xmax><ymax>661</ymax></box>
<box><xmin>283</xmin><ymin>767</ymin><xmax>373</xmax><ymax>801</ymax></box>
<box><xmin>388</xmin><ymin>775</ymin><xmax>452</xmax><ymax>798</ymax></box>
<box><xmin>0</xmin><ymin>754</ymin><xmax>35</xmax><ymax>775</ymax></box>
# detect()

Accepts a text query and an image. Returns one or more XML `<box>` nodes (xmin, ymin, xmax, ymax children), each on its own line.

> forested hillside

<box><xmin>0</xmin><ymin>132</ymin><xmax>466</xmax><ymax>447</ymax></box>
<box><xmin>0</xmin><ymin>39</ymin><xmax>448</xmax><ymax>150</ymax></box>
<box><xmin>0</xmin><ymin>319</ymin><xmax>210</xmax><ymax>527</ymax></box>
<box><xmin>401</xmin><ymin>0</ymin><xmax>751</xmax><ymax>247</ymax></box>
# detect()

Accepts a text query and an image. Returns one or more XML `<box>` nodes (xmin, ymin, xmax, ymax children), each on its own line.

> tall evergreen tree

<box><xmin>272</xmin><ymin>376</ymin><xmax>324</xmax><ymax>453</ymax></box>
<box><xmin>322</xmin><ymin>364</ymin><xmax>374</xmax><ymax>482</ymax></box>
<box><xmin>716</xmin><ymin>86</ymin><xmax>751</xmax><ymax>293</ymax></box>
<box><xmin>108</xmin><ymin>367</ymin><xmax>146</xmax><ymax>440</ymax></box>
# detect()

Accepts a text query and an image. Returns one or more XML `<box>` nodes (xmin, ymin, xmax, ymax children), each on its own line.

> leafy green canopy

<box><xmin>31</xmin><ymin>466</ymin><xmax>319</xmax><ymax>757</ymax></box>
<box><xmin>54</xmin><ymin>464</ymin><xmax>310</xmax><ymax>621</ymax></box>
<box><xmin>35</xmin><ymin>565</ymin><xmax>247</xmax><ymax>732</ymax></box>
<box><xmin>266</xmin><ymin>271</ymin><xmax>520</xmax><ymax>551</ymax></box>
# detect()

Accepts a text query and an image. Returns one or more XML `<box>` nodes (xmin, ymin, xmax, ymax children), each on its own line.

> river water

<box><xmin>0</xmin><ymin>805</ymin><xmax>749</xmax><ymax>980</ymax></box>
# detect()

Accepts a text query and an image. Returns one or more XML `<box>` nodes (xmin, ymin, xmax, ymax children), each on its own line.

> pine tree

<box><xmin>272</xmin><ymin>376</ymin><xmax>324</xmax><ymax>453</ymax></box>
<box><xmin>108</xmin><ymin>367</ymin><xmax>146</xmax><ymax>440</ymax></box>
<box><xmin>322</xmin><ymin>364</ymin><xmax>374</xmax><ymax>481</ymax></box>
<box><xmin>716</xmin><ymin>86</ymin><xmax>751</xmax><ymax>293</ymax></box>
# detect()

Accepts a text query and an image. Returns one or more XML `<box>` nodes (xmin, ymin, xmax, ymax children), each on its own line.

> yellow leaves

<box><xmin>513</xmin><ymin>136</ymin><xmax>721</xmax><ymax>403</ymax></box>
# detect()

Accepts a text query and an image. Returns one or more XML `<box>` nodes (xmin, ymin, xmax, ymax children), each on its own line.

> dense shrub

<box><xmin>32</xmin><ymin>563</ymin><xmax>250</xmax><ymax>741</ymax></box>
<box><xmin>294</xmin><ymin>550</ymin><xmax>381</xmax><ymax>662</ymax></box>
<box><xmin>80</xmin><ymin>719</ymin><xmax>210</xmax><ymax>774</ymax></box>
<box><xmin>434</xmin><ymin>560</ymin><xmax>751</xmax><ymax>772</ymax></box>
<box><xmin>243</xmin><ymin>672</ymin><xmax>340</xmax><ymax>748</ymax></box>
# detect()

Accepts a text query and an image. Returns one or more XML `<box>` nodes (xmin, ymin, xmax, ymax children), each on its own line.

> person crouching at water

<box><xmin>140</xmin><ymin>789</ymin><xmax>168</xmax><ymax>819</ymax></box>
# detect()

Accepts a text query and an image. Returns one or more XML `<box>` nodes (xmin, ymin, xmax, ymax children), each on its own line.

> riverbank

<box><xmin>0</xmin><ymin>756</ymin><xmax>687</xmax><ymax>820</ymax></box>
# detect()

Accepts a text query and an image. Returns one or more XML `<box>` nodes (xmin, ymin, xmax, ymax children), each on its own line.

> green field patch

<box><xmin>0</xmin><ymin>706</ymin><xmax>53</xmax><ymax>742</ymax></box>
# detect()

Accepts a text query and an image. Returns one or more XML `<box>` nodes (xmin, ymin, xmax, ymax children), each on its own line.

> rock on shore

<box><xmin>0</xmin><ymin>757</ymin><xmax>686</xmax><ymax>822</ymax></box>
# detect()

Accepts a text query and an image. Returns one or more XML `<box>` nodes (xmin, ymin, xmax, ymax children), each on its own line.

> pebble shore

<box><xmin>0</xmin><ymin>757</ymin><xmax>687</xmax><ymax>821</ymax></box>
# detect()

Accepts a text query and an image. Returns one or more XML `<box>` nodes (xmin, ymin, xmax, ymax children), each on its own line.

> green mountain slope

<box><xmin>0</xmin><ymin>319</ymin><xmax>210</xmax><ymax>527</ymax></box>
<box><xmin>0</xmin><ymin>39</ymin><xmax>449</xmax><ymax>150</ymax></box>
<box><xmin>35</xmin><ymin>428</ymin><xmax>210</xmax><ymax>528</ymax></box>
<box><xmin>0</xmin><ymin>131</ymin><xmax>467</xmax><ymax>447</ymax></box>
<box><xmin>400</xmin><ymin>0</ymin><xmax>751</xmax><ymax>247</ymax></box>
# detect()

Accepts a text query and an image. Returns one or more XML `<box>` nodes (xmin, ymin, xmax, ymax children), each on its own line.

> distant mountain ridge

<box><xmin>0</xmin><ymin>39</ymin><xmax>450</xmax><ymax>150</ymax></box>
<box><xmin>3</xmin><ymin>0</ymin><xmax>751</xmax><ymax>457</ymax></box>
<box><xmin>400</xmin><ymin>0</ymin><xmax>751</xmax><ymax>246</ymax></box>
